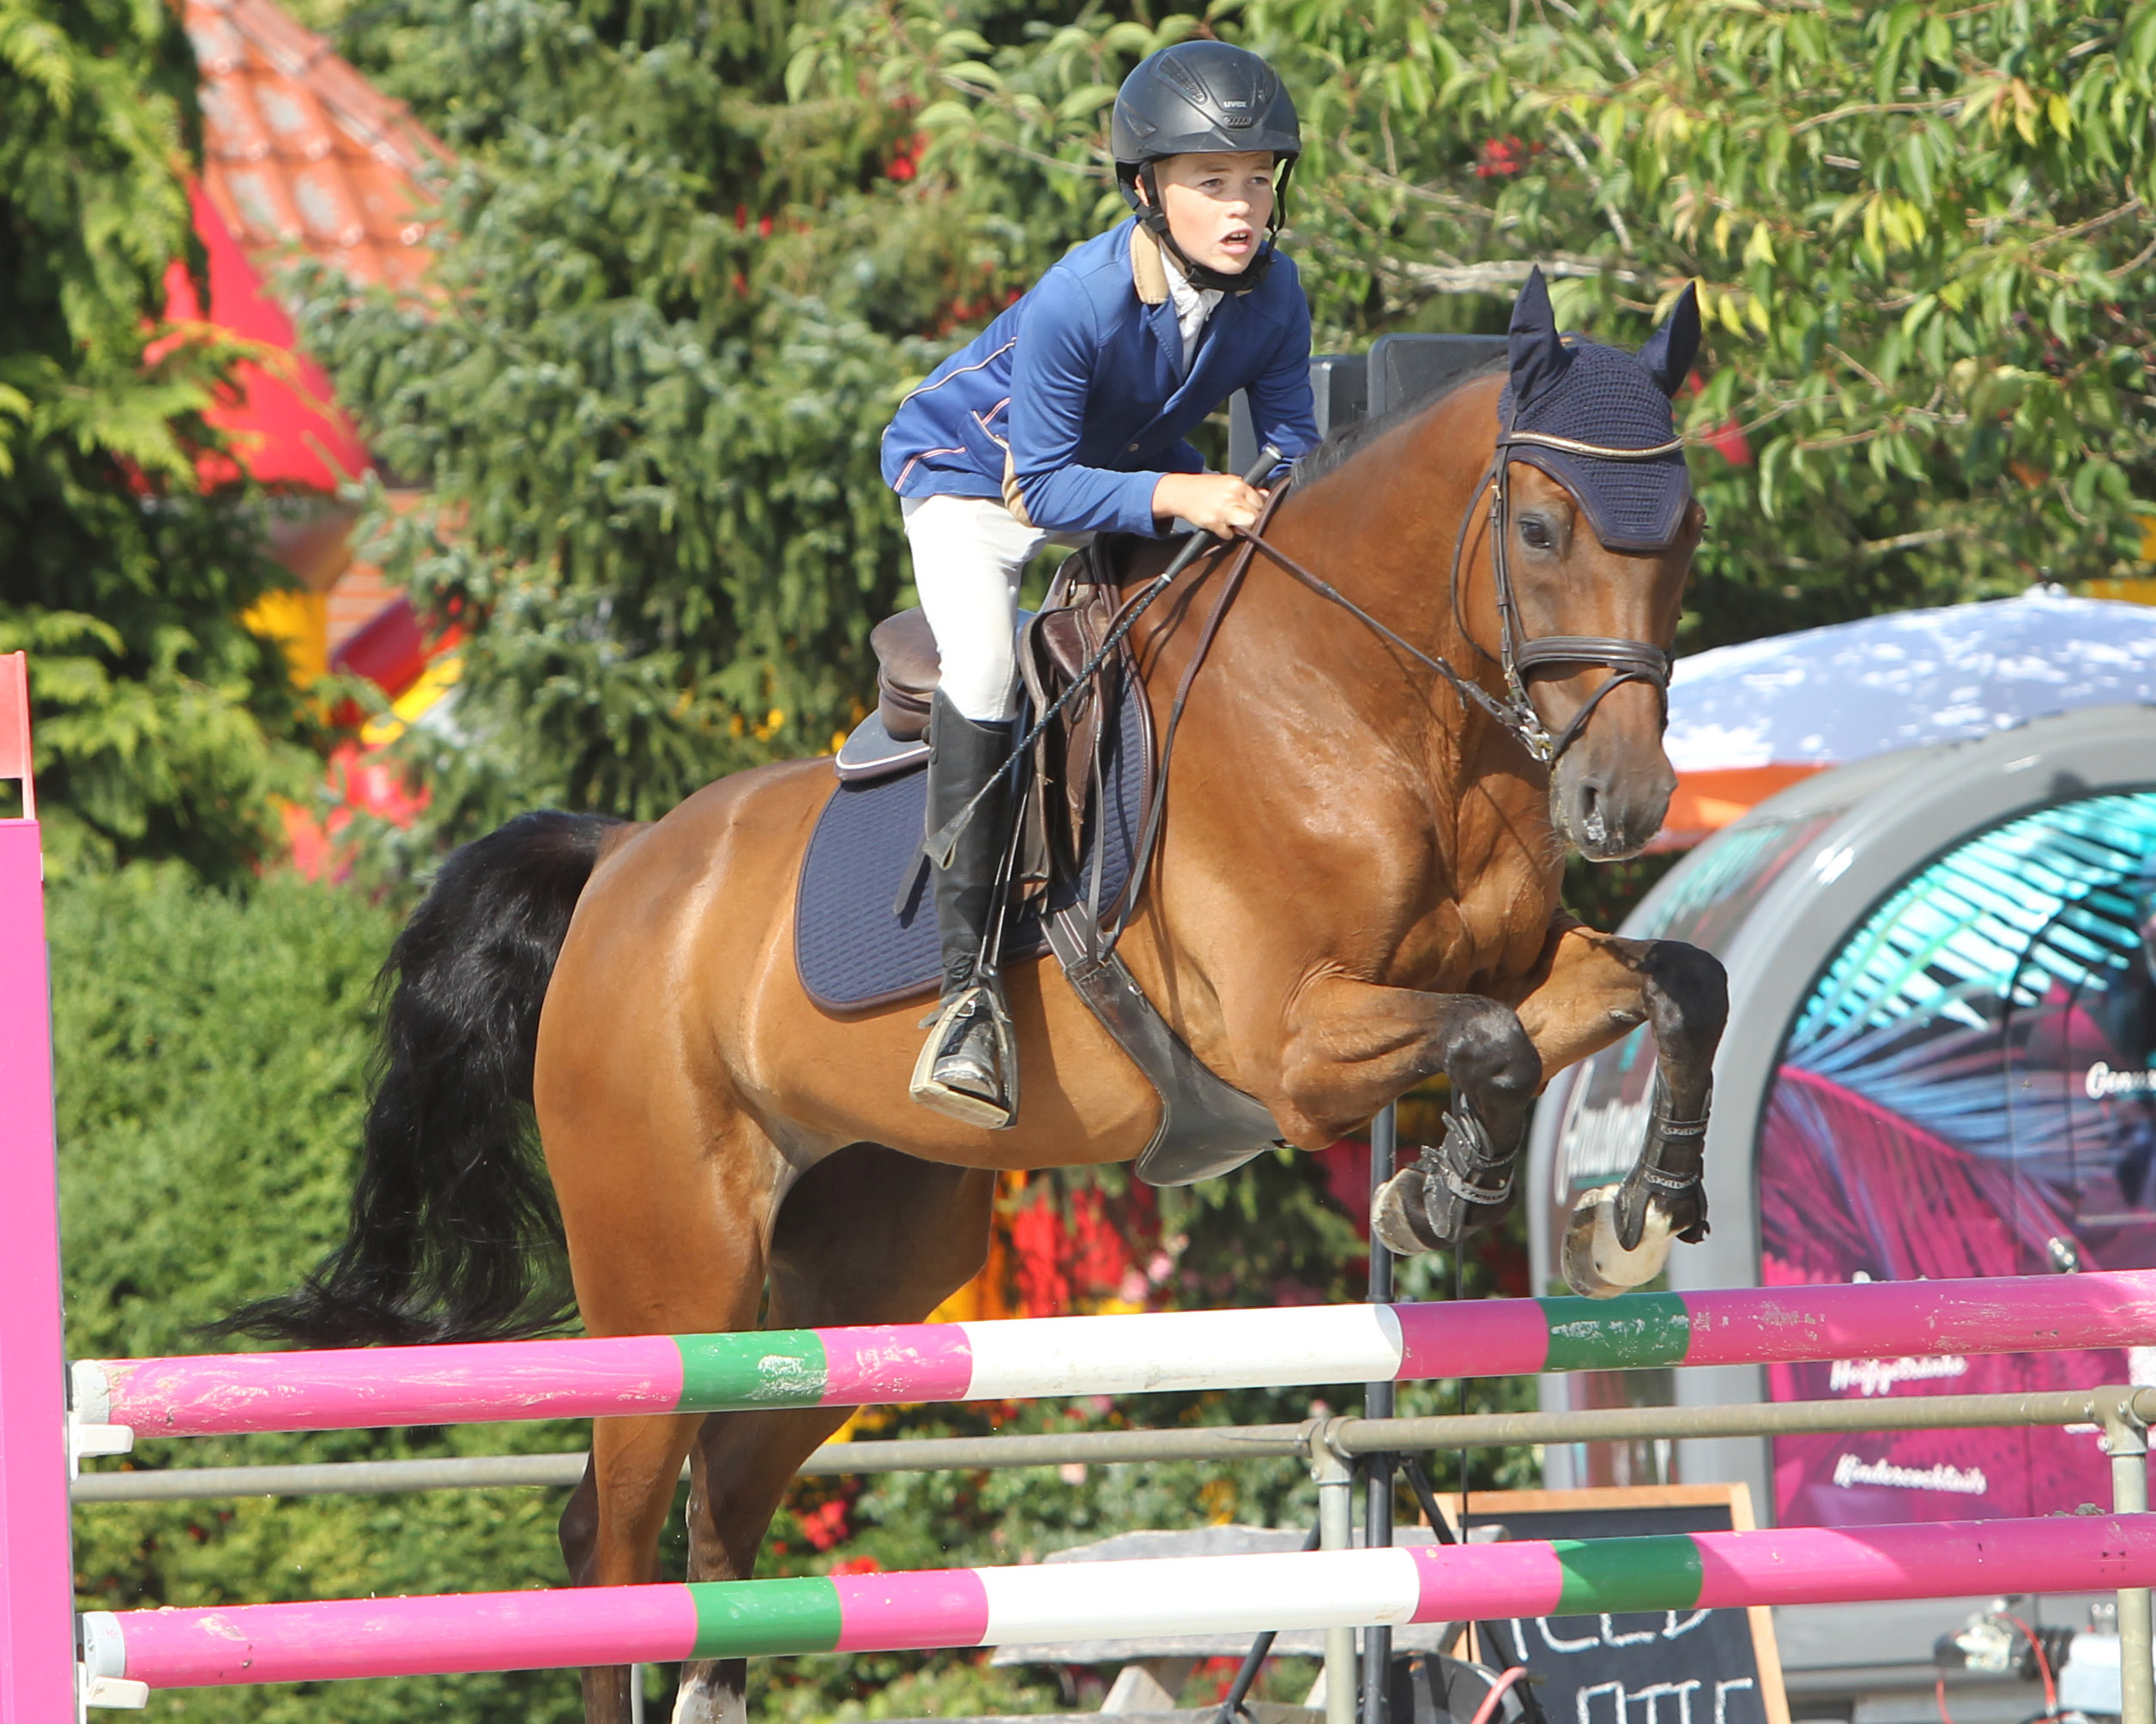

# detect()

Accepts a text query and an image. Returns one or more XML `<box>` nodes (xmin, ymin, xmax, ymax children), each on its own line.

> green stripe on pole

<box><xmin>1539</xmin><ymin>1293</ymin><xmax>1692</xmax><ymax>1372</ymax></box>
<box><xmin>673</xmin><ymin>1331</ymin><xmax>828</xmax><ymax>1412</ymax></box>
<box><xmin>1552</xmin><ymin>1534</ymin><xmax>1705</xmax><ymax>1617</ymax></box>
<box><xmin>688</xmin><ymin>1576</ymin><xmax>843</xmax><ymax>1658</ymax></box>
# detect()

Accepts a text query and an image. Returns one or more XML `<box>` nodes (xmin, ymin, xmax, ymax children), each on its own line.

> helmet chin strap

<box><xmin>1135</xmin><ymin>161</ymin><xmax>1293</xmax><ymax>296</ymax></box>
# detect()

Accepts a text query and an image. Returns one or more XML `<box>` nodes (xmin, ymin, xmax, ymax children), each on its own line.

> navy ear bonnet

<box><xmin>1495</xmin><ymin>268</ymin><xmax>1700</xmax><ymax>553</ymax></box>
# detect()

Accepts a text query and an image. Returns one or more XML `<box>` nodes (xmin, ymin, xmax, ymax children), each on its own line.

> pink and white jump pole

<box><xmin>0</xmin><ymin>652</ymin><xmax>79</xmax><ymax>1723</ymax></box>
<box><xmin>74</xmin><ymin>1514</ymin><xmax>2156</xmax><ymax>1693</ymax></box>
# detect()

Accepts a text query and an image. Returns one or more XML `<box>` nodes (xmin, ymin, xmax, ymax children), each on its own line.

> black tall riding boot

<box><xmin>909</xmin><ymin>690</ymin><xmax>1021</xmax><ymax>1128</ymax></box>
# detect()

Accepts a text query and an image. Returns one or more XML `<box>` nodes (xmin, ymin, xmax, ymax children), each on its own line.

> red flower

<box><xmin>829</xmin><ymin>1554</ymin><xmax>884</xmax><ymax>1576</ymax></box>
<box><xmin>797</xmin><ymin>1497</ymin><xmax>850</xmax><ymax>1552</ymax></box>
<box><xmin>1474</xmin><ymin>136</ymin><xmax>1531</xmax><ymax>179</ymax></box>
<box><xmin>886</xmin><ymin>132</ymin><xmax>927</xmax><ymax>183</ymax></box>
<box><xmin>1011</xmin><ymin>1193</ymin><xmax>1072</xmax><ymax>1316</ymax></box>
<box><xmin>1701</xmin><ymin>417</ymin><xmax>1753</xmax><ymax>467</ymax></box>
<box><xmin>1676</xmin><ymin>372</ymin><xmax>1753</xmax><ymax>467</ymax></box>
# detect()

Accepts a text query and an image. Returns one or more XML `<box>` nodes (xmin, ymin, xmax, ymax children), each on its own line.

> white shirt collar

<box><xmin>1160</xmin><ymin>250</ymin><xmax>1223</xmax><ymax>372</ymax></box>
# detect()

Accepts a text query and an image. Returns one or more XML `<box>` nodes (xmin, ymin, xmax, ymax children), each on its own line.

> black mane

<box><xmin>1289</xmin><ymin>351</ymin><xmax>1509</xmax><ymax>486</ymax></box>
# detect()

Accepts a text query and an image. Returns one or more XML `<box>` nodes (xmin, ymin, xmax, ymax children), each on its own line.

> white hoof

<box><xmin>1371</xmin><ymin>1168</ymin><xmax>1443</xmax><ymax>1257</ymax></box>
<box><xmin>1560</xmin><ymin>1184</ymin><xmax>1675</xmax><ymax>1299</ymax></box>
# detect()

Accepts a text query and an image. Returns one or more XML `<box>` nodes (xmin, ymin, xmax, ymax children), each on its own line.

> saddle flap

<box><xmin>1022</xmin><ymin>551</ymin><xmax>1149</xmax><ymax>887</ymax></box>
<box><xmin>871</xmin><ymin>609</ymin><xmax>940</xmax><ymax>742</ymax></box>
<box><xmin>795</xmin><ymin>649</ymin><xmax>1152</xmax><ymax>1016</ymax></box>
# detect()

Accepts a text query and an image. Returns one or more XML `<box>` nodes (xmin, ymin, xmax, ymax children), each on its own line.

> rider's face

<box><xmin>1146</xmin><ymin>152</ymin><xmax>1277</xmax><ymax>275</ymax></box>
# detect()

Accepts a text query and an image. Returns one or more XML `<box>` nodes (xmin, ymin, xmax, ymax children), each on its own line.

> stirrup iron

<box><xmin>909</xmin><ymin>980</ymin><xmax>1020</xmax><ymax>1130</ymax></box>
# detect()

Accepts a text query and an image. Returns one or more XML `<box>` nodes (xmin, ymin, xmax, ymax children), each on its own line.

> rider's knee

<box><xmin>939</xmin><ymin>647</ymin><xmax>1018</xmax><ymax>722</ymax></box>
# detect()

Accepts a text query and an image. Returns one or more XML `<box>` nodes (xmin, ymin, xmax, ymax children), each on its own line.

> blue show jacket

<box><xmin>881</xmin><ymin>220</ymin><xmax>1320</xmax><ymax>537</ymax></box>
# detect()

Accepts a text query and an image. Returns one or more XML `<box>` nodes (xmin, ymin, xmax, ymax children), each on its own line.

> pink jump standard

<box><xmin>0</xmin><ymin>651</ymin><xmax>76</xmax><ymax>1724</ymax></box>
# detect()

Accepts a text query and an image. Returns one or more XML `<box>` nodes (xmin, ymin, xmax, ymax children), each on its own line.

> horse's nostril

<box><xmin>1578</xmin><ymin>781</ymin><xmax>1609</xmax><ymax>847</ymax></box>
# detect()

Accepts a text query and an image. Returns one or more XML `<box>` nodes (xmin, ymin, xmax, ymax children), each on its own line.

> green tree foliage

<box><xmin>795</xmin><ymin>0</ymin><xmax>2156</xmax><ymax>651</ymax></box>
<box><xmin>57</xmin><ymin>869</ymin><xmax>589</xmax><ymax>1723</ymax></box>
<box><xmin>316</xmin><ymin>0</ymin><xmax>2156</xmax><ymax>845</ymax></box>
<box><xmin>292</xmin><ymin>0</ymin><xmax>981</xmax><ymax>839</ymax></box>
<box><xmin>1</xmin><ymin>0</ymin><xmax>319</xmax><ymax>880</ymax></box>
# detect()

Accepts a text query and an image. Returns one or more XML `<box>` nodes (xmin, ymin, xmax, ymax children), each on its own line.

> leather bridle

<box><xmin>1451</xmin><ymin>421</ymin><xmax>1683</xmax><ymax>765</ymax></box>
<box><xmin>927</xmin><ymin>420</ymin><xmax>1687</xmax><ymax>898</ymax></box>
<box><xmin>1231</xmin><ymin>419</ymin><xmax>1684</xmax><ymax>768</ymax></box>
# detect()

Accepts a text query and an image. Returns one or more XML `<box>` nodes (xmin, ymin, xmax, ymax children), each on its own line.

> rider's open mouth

<box><xmin>1219</xmin><ymin>228</ymin><xmax>1254</xmax><ymax>253</ymax></box>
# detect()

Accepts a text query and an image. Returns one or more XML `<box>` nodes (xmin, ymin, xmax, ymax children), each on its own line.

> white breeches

<box><xmin>903</xmin><ymin>494</ymin><xmax>1090</xmax><ymax>721</ymax></box>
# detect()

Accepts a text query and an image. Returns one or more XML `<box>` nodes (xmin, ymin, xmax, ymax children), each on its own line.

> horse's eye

<box><xmin>1519</xmin><ymin>518</ymin><xmax>1554</xmax><ymax>551</ymax></box>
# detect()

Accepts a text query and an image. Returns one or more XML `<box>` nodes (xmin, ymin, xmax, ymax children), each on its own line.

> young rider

<box><xmin>880</xmin><ymin>40</ymin><xmax>1320</xmax><ymax>1128</ymax></box>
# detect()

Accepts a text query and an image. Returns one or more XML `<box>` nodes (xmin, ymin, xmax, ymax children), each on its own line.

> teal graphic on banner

<box><xmin>1761</xmin><ymin>792</ymin><xmax>2156</xmax><ymax>1528</ymax></box>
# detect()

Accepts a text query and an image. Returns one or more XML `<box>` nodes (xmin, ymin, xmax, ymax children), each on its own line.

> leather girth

<box><xmin>1042</xmin><ymin>901</ymin><xmax>1287</xmax><ymax>1186</ymax></box>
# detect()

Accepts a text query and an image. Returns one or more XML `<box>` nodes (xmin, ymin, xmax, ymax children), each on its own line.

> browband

<box><xmin>1501</xmin><ymin>429</ymin><xmax>1686</xmax><ymax>461</ymax></box>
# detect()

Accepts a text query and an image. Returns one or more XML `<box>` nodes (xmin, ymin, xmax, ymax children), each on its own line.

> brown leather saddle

<box><xmin>835</xmin><ymin>543</ymin><xmax>1287</xmax><ymax>1186</ymax></box>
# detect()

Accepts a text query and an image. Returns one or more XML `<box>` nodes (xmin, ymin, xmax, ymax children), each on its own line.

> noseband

<box><xmin>1234</xmin><ymin>424</ymin><xmax>1682</xmax><ymax>768</ymax></box>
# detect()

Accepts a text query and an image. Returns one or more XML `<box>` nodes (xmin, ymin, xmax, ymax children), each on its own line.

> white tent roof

<box><xmin>1664</xmin><ymin>589</ymin><xmax>2156</xmax><ymax>773</ymax></box>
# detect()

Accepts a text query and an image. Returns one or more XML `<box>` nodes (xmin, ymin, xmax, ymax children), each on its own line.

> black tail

<box><xmin>219</xmin><ymin>810</ymin><xmax>627</xmax><ymax>1347</ymax></box>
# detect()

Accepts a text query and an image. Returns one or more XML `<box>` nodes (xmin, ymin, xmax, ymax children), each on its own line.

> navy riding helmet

<box><xmin>1111</xmin><ymin>42</ymin><xmax>1301</xmax><ymax>294</ymax></box>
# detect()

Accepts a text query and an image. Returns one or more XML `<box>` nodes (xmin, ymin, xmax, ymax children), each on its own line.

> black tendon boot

<box><xmin>909</xmin><ymin>690</ymin><xmax>1021</xmax><ymax>1128</ymax></box>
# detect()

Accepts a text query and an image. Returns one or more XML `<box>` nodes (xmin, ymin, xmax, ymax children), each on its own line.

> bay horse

<box><xmin>233</xmin><ymin>271</ymin><xmax>1727</xmax><ymax>1723</ymax></box>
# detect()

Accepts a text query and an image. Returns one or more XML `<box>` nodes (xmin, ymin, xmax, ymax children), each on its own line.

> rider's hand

<box><xmin>1152</xmin><ymin>472</ymin><xmax>1265</xmax><ymax>537</ymax></box>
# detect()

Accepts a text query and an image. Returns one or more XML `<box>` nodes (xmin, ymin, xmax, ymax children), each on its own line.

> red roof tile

<box><xmin>186</xmin><ymin>0</ymin><xmax>449</xmax><ymax>292</ymax></box>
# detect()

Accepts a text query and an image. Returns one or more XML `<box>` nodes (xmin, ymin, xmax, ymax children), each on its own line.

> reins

<box><xmin>1089</xmin><ymin>431</ymin><xmax>1677</xmax><ymax>955</ymax></box>
<box><xmin>1235</xmin><ymin>420</ymin><xmax>1678</xmax><ymax>770</ymax></box>
<box><xmin>921</xmin><ymin>420</ymin><xmax>1682</xmax><ymax>940</ymax></box>
<box><xmin>1094</xmin><ymin>485</ymin><xmax>1284</xmax><ymax>948</ymax></box>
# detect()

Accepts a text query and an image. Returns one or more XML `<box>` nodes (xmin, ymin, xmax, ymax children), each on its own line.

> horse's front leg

<box><xmin>1503</xmin><ymin>919</ymin><xmax>1728</xmax><ymax>1296</ymax></box>
<box><xmin>1267</xmin><ymin>978</ymin><xmax>1544</xmax><ymax>1257</ymax></box>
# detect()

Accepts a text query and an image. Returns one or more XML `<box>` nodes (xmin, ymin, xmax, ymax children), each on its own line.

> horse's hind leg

<box><xmin>1505</xmin><ymin>919</ymin><xmax>1728</xmax><ymax>1296</ymax></box>
<box><xmin>561</xmin><ymin>1430</ymin><xmax>703</xmax><ymax>1721</ymax></box>
<box><xmin>667</xmin><ymin>1146</ymin><xmax>996</xmax><ymax>1724</ymax></box>
<box><xmin>539</xmin><ymin>1064</ymin><xmax>778</xmax><ymax>1724</ymax></box>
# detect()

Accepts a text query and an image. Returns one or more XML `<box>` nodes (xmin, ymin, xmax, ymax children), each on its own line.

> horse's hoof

<box><xmin>1372</xmin><ymin>1167</ymin><xmax>1446</xmax><ymax>1257</ymax></box>
<box><xmin>1560</xmin><ymin>1184</ymin><xmax>1676</xmax><ymax>1299</ymax></box>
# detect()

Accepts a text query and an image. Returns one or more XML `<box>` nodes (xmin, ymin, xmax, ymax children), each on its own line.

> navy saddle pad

<box><xmin>794</xmin><ymin>682</ymin><xmax>1146</xmax><ymax>1014</ymax></box>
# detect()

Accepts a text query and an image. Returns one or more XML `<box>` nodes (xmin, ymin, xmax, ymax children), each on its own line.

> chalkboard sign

<box><xmin>1423</xmin><ymin>1486</ymin><xmax>1790</xmax><ymax>1724</ymax></box>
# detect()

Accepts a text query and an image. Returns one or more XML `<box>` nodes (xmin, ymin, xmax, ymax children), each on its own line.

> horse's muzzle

<box><xmin>1550</xmin><ymin>744</ymin><xmax>1676</xmax><ymax>861</ymax></box>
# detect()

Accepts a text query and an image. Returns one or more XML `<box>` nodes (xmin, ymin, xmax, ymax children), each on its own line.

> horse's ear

<box><xmin>1507</xmin><ymin>266</ymin><xmax>1571</xmax><ymax>408</ymax></box>
<box><xmin>1639</xmin><ymin>282</ymin><xmax>1700</xmax><ymax>398</ymax></box>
